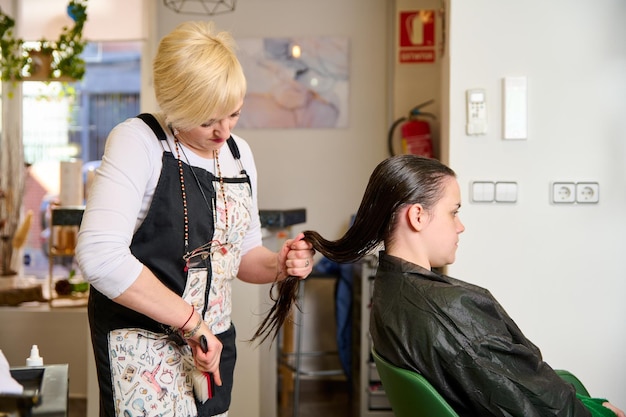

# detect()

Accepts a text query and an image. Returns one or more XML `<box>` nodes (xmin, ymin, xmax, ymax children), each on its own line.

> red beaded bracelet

<box><xmin>180</xmin><ymin>304</ymin><xmax>195</xmax><ymax>330</ymax></box>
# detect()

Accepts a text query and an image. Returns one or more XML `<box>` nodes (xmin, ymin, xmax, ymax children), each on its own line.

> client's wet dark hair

<box><xmin>250</xmin><ymin>155</ymin><xmax>456</xmax><ymax>344</ymax></box>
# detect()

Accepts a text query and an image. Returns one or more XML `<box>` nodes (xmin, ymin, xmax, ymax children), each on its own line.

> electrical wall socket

<box><xmin>576</xmin><ymin>182</ymin><xmax>599</xmax><ymax>203</ymax></box>
<box><xmin>552</xmin><ymin>182</ymin><xmax>576</xmax><ymax>203</ymax></box>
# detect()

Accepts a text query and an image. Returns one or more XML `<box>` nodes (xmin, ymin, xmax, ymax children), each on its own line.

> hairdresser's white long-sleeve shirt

<box><xmin>76</xmin><ymin>114</ymin><xmax>261</xmax><ymax>299</ymax></box>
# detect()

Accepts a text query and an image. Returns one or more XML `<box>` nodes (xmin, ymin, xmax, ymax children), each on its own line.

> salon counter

<box><xmin>0</xmin><ymin>304</ymin><xmax>97</xmax><ymax>415</ymax></box>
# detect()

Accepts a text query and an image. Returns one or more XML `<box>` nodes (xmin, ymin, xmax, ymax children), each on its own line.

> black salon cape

<box><xmin>370</xmin><ymin>252</ymin><xmax>591</xmax><ymax>417</ymax></box>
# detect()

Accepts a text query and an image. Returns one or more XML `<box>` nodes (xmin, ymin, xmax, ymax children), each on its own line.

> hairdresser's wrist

<box><xmin>180</xmin><ymin>311</ymin><xmax>203</xmax><ymax>340</ymax></box>
<box><xmin>276</xmin><ymin>264</ymin><xmax>289</xmax><ymax>282</ymax></box>
<box><xmin>273</xmin><ymin>252</ymin><xmax>286</xmax><ymax>282</ymax></box>
<box><xmin>178</xmin><ymin>304</ymin><xmax>195</xmax><ymax>329</ymax></box>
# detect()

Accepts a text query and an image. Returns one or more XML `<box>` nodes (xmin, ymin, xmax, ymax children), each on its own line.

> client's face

<box><xmin>421</xmin><ymin>176</ymin><xmax>465</xmax><ymax>268</ymax></box>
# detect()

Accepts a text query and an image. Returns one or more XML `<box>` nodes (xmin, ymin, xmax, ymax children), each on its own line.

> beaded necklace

<box><xmin>173</xmin><ymin>136</ymin><xmax>229</xmax><ymax>255</ymax></box>
<box><xmin>213</xmin><ymin>149</ymin><xmax>229</xmax><ymax>240</ymax></box>
<box><xmin>174</xmin><ymin>139</ymin><xmax>190</xmax><ymax>249</ymax></box>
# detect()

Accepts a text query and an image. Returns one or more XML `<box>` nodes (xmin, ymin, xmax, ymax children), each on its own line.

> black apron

<box><xmin>89</xmin><ymin>113</ymin><xmax>249</xmax><ymax>416</ymax></box>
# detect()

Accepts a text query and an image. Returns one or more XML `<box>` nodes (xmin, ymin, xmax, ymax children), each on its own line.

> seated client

<box><xmin>303</xmin><ymin>155</ymin><xmax>624</xmax><ymax>417</ymax></box>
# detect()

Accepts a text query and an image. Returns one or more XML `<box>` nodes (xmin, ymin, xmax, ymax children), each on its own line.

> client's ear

<box><xmin>407</xmin><ymin>204</ymin><xmax>427</xmax><ymax>231</ymax></box>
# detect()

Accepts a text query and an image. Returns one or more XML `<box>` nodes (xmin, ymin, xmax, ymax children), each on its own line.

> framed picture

<box><xmin>237</xmin><ymin>36</ymin><xmax>350</xmax><ymax>129</ymax></box>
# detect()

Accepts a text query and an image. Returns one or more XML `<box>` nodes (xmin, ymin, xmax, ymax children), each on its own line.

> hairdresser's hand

<box><xmin>278</xmin><ymin>232</ymin><xmax>315</xmax><ymax>280</ymax></box>
<box><xmin>189</xmin><ymin>328</ymin><xmax>223</xmax><ymax>386</ymax></box>
<box><xmin>603</xmin><ymin>402</ymin><xmax>625</xmax><ymax>417</ymax></box>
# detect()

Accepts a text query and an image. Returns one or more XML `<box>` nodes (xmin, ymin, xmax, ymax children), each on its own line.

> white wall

<box><xmin>446</xmin><ymin>0</ymin><xmax>626</xmax><ymax>407</ymax></box>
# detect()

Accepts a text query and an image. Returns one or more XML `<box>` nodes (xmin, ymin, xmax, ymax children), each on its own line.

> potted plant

<box><xmin>0</xmin><ymin>0</ymin><xmax>88</xmax><ymax>82</ymax></box>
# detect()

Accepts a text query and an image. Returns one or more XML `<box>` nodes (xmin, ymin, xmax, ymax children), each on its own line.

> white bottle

<box><xmin>26</xmin><ymin>345</ymin><xmax>44</xmax><ymax>367</ymax></box>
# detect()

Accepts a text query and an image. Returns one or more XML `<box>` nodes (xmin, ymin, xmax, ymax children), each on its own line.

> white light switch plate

<box><xmin>503</xmin><ymin>76</ymin><xmax>528</xmax><ymax>140</ymax></box>
<box><xmin>495</xmin><ymin>182</ymin><xmax>518</xmax><ymax>203</ymax></box>
<box><xmin>471</xmin><ymin>181</ymin><xmax>495</xmax><ymax>202</ymax></box>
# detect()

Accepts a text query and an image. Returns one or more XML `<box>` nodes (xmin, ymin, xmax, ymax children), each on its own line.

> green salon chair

<box><xmin>372</xmin><ymin>348</ymin><xmax>459</xmax><ymax>417</ymax></box>
<box><xmin>555</xmin><ymin>369</ymin><xmax>590</xmax><ymax>397</ymax></box>
<box><xmin>372</xmin><ymin>348</ymin><xmax>591</xmax><ymax>417</ymax></box>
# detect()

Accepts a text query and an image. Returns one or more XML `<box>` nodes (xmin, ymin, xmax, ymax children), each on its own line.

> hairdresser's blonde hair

<box><xmin>153</xmin><ymin>21</ymin><xmax>246</xmax><ymax>131</ymax></box>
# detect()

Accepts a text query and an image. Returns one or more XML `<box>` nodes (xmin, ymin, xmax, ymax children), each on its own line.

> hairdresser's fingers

<box><xmin>191</xmin><ymin>332</ymin><xmax>222</xmax><ymax>376</ymax></box>
<box><xmin>285</xmin><ymin>238</ymin><xmax>314</xmax><ymax>259</ymax></box>
<box><xmin>288</xmin><ymin>232</ymin><xmax>305</xmax><ymax>245</ymax></box>
<box><xmin>279</xmin><ymin>233</ymin><xmax>315</xmax><ymax>279</ymax></box>
<box><xmin>279</xmin><ymin>233</ymin><xmax>305</xmax><ymax>262</ymax></box>
<box><xmin>285</xmin><ymin>253</ymin><xmax>314</xmax><ymax>278</ymax></box>
<box><xmin>212</xmin><ymin>368</ymin><xmax>222</xmax><ymax>387</ymax></box>
<box><xmin>286</xmin><ymin>247</ymin><xmax>314</xmax><ymax>261</ymax></box>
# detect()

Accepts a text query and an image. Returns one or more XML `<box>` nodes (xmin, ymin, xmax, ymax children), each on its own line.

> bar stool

<box><xmin>278</xmin><ymin>273</ymin><xmax>346</xmax><ymax>417</ymax></box>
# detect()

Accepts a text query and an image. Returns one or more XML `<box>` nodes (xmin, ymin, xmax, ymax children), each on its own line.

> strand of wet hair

<box><xmin>249</xmin><ymin>230</ymin><xmax>368</xmax><ymax>345</ymax></box>
<box><xmin>248</xmin><ymin>274</ymin><xmax>300</xmax><ymax>345</ymax></box>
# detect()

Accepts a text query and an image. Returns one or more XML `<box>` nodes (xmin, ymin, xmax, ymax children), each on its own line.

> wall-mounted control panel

<box><xmin>466</xmin><ymin>89</ymin><xmax>487</xmax><ymax>135</ymax></box>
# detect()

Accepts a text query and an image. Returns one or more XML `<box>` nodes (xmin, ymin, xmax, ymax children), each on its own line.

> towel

<box><xmin>0</xmin><ymin>349</ymin><xmax>23</xmax><ymax>394</ymax></box>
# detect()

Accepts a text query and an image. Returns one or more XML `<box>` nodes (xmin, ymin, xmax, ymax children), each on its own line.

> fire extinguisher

<box><xmin>387</xmin><ymin>99</ymin><xmax>436</xmax><ymax>157</ymax></box>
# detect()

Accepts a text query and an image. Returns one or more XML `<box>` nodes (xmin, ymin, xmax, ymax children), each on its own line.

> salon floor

<box><xmin>68</xmin><ymin>398</ymin><xmax>86</xmax><ymax>417</ymax></box>
<box><xmin>67</xmin><ymin>379</ymin><xmax>351</xmax><ymax>417</ymax></box>
<box><xmin>279</xmin><ymin>378</ymin><xmax>352</xmax><ymax>417</ymax></box>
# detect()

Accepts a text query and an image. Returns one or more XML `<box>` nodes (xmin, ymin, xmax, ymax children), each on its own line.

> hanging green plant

<box><xmin>0</xmin><ymin>12</ymin><xmax>28</xmax><ymax>81</ymax></box>
<box><xmin>0</xmin><ymin>0</ymin><xmax>88</xmax><ymax>82</ymax></box>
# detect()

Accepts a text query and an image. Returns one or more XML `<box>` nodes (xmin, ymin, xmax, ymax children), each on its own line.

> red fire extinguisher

<box><xmin>387</xmin><ymin>99</ymin><xmax>436</xmax><ymax>158</ymax></box>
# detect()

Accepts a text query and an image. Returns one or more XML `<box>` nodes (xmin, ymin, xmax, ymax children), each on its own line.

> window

<box><xmin>19</xmin><ymin>40</ymin><xmax>141</xmax><ymax>279</ymax></box>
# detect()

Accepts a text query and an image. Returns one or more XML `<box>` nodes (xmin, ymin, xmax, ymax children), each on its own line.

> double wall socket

<box><xmin>552</xmin><ymin>182</ymin><xmax>599</xmax><ymax>204</ymax></box>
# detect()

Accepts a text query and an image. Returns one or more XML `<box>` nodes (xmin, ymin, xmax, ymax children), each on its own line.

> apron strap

<box><xmin>137</xmin><ymin>113</ymin><xmax>167</xmax><ymax>141</ymax></box>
